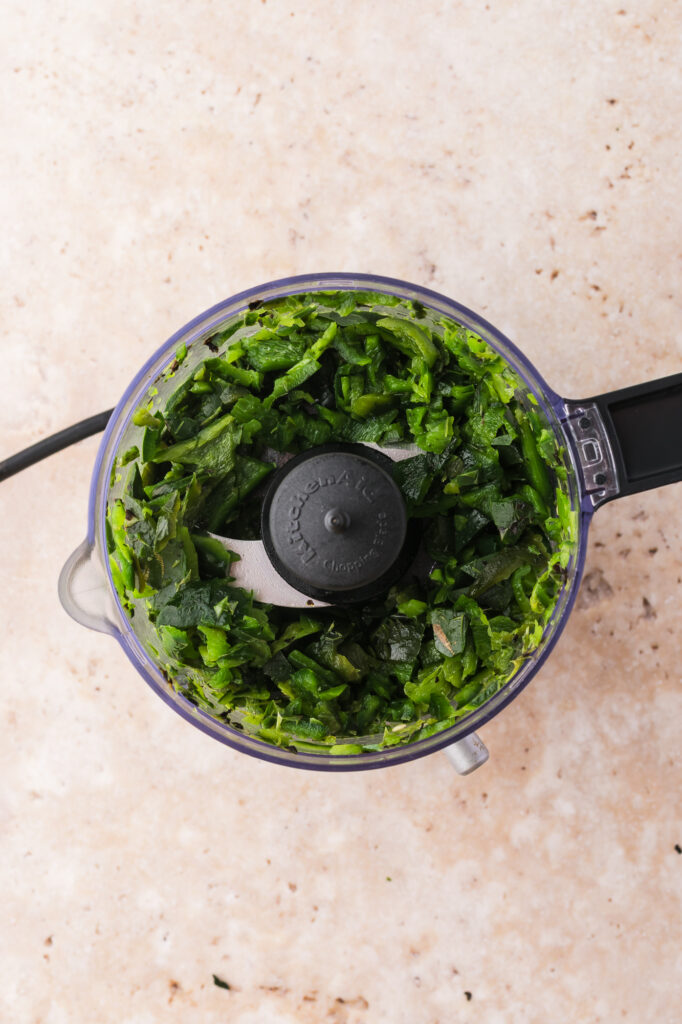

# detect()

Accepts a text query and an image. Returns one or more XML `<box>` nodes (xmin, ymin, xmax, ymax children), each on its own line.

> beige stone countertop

<box><xmin>1</xmin><ymin>2</ymin><xmax>681</xmax><ymax>1022</ymax></box>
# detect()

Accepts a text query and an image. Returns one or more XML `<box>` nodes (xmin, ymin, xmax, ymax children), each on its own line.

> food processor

<box><xmin>18</xmin><ymin>273</ymin><xmax>677</xmax><ymax>774</ymax></box>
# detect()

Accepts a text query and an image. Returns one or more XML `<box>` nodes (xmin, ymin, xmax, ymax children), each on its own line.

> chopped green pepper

<box><xmin>106</xmin><ymin>290</ymin><xmax>576</xmax><ymax>753</ymax></box>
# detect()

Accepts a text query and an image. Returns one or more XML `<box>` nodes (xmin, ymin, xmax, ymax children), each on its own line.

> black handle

<box><xmin>583</xmin><ymin>372</ymin><xmax>682</xmax><ymax>500</ymax></box>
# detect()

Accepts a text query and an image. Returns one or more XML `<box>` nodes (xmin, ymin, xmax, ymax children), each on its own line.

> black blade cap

<box><xmin>261</xmin><ymin>444</ymin><xmax>413</xmax><ymax>604</ymax></box>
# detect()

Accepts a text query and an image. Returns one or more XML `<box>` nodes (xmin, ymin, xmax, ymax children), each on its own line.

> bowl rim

<box><xmin>88</xmin><ymin>272</ymin><xmax>591</xmax><ymax>771</ymax></box>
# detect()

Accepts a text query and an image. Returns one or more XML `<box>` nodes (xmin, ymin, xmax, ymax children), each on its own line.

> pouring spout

<box><xmin>58</xmin><ymin>538</ymin><xmax>119</xmax><ymax>636</ymax></box>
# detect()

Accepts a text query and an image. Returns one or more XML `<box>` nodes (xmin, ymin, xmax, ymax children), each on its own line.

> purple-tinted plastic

<box><xmin>87</xmin><ymin>273</ymin><xmax>593</xmax><ymax>771</ymax></box>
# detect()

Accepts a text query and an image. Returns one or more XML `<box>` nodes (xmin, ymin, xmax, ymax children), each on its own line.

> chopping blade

<box><xmin>208</xmin><ymin>442</ymin><xmax>420</xmax><ymax>607</ymax></box>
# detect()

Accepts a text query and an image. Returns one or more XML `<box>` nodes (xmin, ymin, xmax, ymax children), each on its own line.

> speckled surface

<box><xmin>1</xmin><ymin>2</ymin><xmax>681</xmax><ymax>1022</ymax></box>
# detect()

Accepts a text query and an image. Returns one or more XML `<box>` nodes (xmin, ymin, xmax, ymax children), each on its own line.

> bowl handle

<box><xmin>58</xmin><ymin>538</ymin><xmax>119</xmax><ymax>636</ymax></box>
<box><xmin>443</xmin><ymin>732</ymin><xmax>489</xmax><ymax>775</ymax></box>
<box><xmin>565</xmin><ymin>371</ymin><xmax>682</xmax><ymax>508</ymax></box>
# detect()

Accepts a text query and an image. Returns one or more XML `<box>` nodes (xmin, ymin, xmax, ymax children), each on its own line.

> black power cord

<box><xmin>0</xmin><ymin>409</ymin><xmax>114</xmax><ymax>483</ymax></box>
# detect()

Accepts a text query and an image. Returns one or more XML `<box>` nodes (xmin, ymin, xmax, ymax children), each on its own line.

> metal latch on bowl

<box><xmin>443</xmin><ymin>733</ymin><xmax>490</xmax><ymax>774</ymax></box>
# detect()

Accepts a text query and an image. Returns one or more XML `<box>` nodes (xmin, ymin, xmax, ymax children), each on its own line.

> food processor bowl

<box><xmin>60</xmin><ymin>273</ymin><xmax>682</xmax><ymax>772</ymax></box>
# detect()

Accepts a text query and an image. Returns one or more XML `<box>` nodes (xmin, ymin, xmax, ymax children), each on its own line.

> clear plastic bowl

<box><xmin>59</xmin><ymin>273</ymin><xmax>590</xmax><ymax>771</ymax></box>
